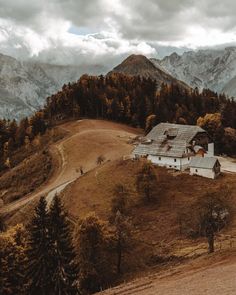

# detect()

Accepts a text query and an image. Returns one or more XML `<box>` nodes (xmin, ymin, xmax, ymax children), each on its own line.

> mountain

<box><xmin>0</xmin><ymin>53</ymin><xmax>107</xmax><ymax>120</ymax></box>
<box><xmin>108</xmin><ymin>54</ymin><xmax>190</xmax><ymax>91</ymax></box>
<box><xmin>151</xmin><ymin>47</ymin><xmax>236</xmax><ymax>98</ymax></box>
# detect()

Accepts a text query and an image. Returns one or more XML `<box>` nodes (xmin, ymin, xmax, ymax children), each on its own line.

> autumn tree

<box><xmin>113</xmin><ymin>211</ymin><xmax>131</xmax><ymax>274</ymax></box>
<box><xmin>136</xmin><ymin>162</ymin><xmax>158</xmax><ymax>203</ymax></box>
<box><xmin>195</xmin><ymin>191</ymin><xmax>230</xmax><ymax>253</ymax></box>
<box><xmin>0</xmin><ymin>224</ymin><xmax>27</xmax><ymax>295</ymax></box>
<box><xmin>197</xmin><ymin>113</ymin><xmax>224</xmax><ymax>154</ymax></box>
<box><xmin>75</xmin><ymin>214</ymin><xmax>108</xmax><ymax>294</ymax></box>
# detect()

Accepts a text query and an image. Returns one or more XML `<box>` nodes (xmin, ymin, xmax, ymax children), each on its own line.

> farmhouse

<box><xmin>133</xmin><ymin>123</ymin><xmax>214</xmax><ymax>171</ymax></box>
<box><xmin>189</xmin><ymin>157</ymin><xmax>221</xmax><ymax>179</ymax></box>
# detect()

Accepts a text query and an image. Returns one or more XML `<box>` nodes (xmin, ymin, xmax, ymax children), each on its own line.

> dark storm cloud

<box><xmin>0</xmin><ymin>0</ymin><xmax>108</xmax><ymax>32</ymax></box>
<box><xmin>110</xmin><ymin>0</ymin><xmax>236</xmax><ymax>41</ymax></box>
<box><xmin>0</xmin><ymin>0</ymin><xmax>236</xmax><ymax>65</ymax></box>
<box><xmin>0</xmin><ymin>0</ymin><xmax>236</xmax><ymax>40</ymax></box>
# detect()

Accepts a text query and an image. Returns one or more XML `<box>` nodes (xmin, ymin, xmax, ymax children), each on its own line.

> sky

<box><xmin>0</xmin><ymin>0</ymin><xmax>236</xmax><ymax>66</ymax></box>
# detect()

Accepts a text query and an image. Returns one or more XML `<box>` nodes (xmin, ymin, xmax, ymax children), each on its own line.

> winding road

<box><xmin>0</xmin><ymin>119</ymin><xmax>140</xmax><ymax>217</ymax></box>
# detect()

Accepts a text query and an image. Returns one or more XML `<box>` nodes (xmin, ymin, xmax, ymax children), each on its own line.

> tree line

<box><xmin>0</xmin><ymin>113</ymin><xmax>47</xmax><ymax>171</ymax></box>
<box><xmin>1</xmin><ymin>72</ymin><xmax>236</xmax><ymax>172</ymax></box>
<box><xmin>42</xmin><ymin>73</ymin><xmax>236</xmax><ymax>155</ymax></box>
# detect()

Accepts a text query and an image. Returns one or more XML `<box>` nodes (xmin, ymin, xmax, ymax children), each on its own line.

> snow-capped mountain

<box><xmin>151</xmin><ymin>47</ymin><xmax>236</xmax><ymax>98</ymax></box>
<box><xmin>0</xmin><ymin>53</ymin><xmax>107</xmax><ymax>119</ymax></box>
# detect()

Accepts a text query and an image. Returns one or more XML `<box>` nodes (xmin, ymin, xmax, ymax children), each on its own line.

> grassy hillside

<box><xmin>60</xmin><ymin>158</ymin><xmax>236</xmax><ymax>275</ymax></box>
<box><xmin>0</xmin><ymin>150</ymin><xmax>52</xmax><ymax>204</ymax></box>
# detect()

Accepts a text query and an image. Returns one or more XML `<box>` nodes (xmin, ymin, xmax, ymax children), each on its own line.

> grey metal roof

<box><xmin>133</xmin><ymin>123</ymin><xmax>206</xmax><ymax>158</ymax></box>
<box><xmin>189</xmin><ymin>157</ymin><xmax>220</xmax><ymax>169</ymax></box>
<box><xmin>133</xmin><ymin>140</ymin><xmax>190</xmax><ymax>158</ymax></box>
<box><xmin>146</xmin><ymin>123</ymin><xmax>206</xmax><ymax>143</ymax></box>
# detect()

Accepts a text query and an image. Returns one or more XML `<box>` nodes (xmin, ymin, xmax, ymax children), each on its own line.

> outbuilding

<box><xmin>189</xmin><ymin>157</ymin><xmax>221</xmax><ymax>179</ymax></box>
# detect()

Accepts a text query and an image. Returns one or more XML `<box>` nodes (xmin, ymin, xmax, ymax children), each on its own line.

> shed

<box><xmin>189</xmin><ymin>157</ymin><xmax>221</xmax><ymax>179</ymax></box>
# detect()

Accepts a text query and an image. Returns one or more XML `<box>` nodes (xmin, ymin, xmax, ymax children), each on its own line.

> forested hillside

<box><xmin>1</xmin><ymin>72</ymin><xmax>236</xmax><ymax>173</ymax></box>
<box><xmin>44</xmin><ymin>73</ymin><xmax>236</xmax><ymax>154</ymax></box>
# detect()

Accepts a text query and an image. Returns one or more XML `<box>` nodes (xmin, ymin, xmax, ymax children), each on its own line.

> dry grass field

<box><xmin>1</xmin><ymin>119</ymin><xmax>141</xmax><ymax>225</ymax></box>
<box><xmin>1</xmin><ymin>119</ymin><xmax>236</xmax><ymax>294</ymax></box>
<box><xmin>96</xmin><ymin>250</ymin><xmax>236</xmax><ymax>295</ymax></box>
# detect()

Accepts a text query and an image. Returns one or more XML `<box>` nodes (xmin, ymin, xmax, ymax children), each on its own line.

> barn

<box><xmin>133</xmin><ymin>123</ymin><xmax>211</xmax><ymax>171</ymax></box>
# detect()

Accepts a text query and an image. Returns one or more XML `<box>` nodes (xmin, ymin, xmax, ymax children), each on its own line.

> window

<box><xmin>195</xmin><ymin>169</ymin><xmax>198</xmax><ymax>172</ymax></box>
<box><xmin>188</xmin><ymin>157</ymin><xmax>190</xmax><ymax>161</ymax></box>
<box><xmin>174</xmin><ymin>159</ymin><xmax>177</xmax><ymax>162</ymax></box>
<box><xmin>159</xmin><ymin>157</ymin><xmax>161</xmax><ymax>161</ymax></box>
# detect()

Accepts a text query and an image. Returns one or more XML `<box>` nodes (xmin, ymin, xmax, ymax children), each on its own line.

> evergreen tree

<box><xmin>49</xmin><ymin>195</ymin><xmax>78</xmax><ymax>295</ymax></box>
<box><xmin>26</xmin><ymin>197</ymin><xmax>53</xmax><ymax>295</ymax></box>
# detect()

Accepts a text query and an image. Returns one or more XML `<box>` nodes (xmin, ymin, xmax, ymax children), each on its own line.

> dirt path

<box><xmin>0</xmin><ymin>119</ymin><xmax>140</xmax><ymax>216</ymax></box>
<box><xmin>97</xmin><ymin>255</ymin><xmax>236</xmax><ymax>295</ymax></box>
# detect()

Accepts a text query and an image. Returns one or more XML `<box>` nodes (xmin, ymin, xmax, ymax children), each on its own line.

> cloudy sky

<box><xmin>0</xmin><ymin>0</ymin><xmax>236</xmax><ymax>66</ymax></box>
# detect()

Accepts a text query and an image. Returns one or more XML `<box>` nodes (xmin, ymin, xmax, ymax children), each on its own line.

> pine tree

<box><xmin>26</xmin><ymin>197</ymin><xmax>53</xmax><ymax>295</ymax></box>
<box><xmin>49</xmin><ymin>195</ymin><xmax>78</xmax><ymax>295</ymax></box>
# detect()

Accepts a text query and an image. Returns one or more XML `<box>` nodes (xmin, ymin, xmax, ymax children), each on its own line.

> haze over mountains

<box><xmin>1</xmin><ymin>47</ymin><xmax>236</xmax><ymax>119</ymax></box>
<box><xmin>0</xmin><ymin>53</ymin><xmax>107</xmax><ymax>119</ymax></box>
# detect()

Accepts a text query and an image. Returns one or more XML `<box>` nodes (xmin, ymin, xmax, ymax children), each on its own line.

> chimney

<box><xmin>207</xmin><ymin>143</ymin><xmax>214</xmax><ymax>157</ymax></box>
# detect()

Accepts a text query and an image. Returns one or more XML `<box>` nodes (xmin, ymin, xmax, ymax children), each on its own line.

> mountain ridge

<box><xmin>108</xmin><ymin>54</ymin><xmax>191</xmax><ymax>91</ymax></box>
<box><xmin>151</xmin><ymin>47</ymin><xmax>236</xmax><ymax>97</ymax></box>
<box><xmin>0</xmin><ymin>53</ymin><xmax>106</xmax><ymax>119</ymax></box>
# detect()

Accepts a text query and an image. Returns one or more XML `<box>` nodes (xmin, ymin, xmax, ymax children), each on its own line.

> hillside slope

<box><xmin>96</xmin><ymin>252</ymin><xmax>236</xmax><ymax>295</ymax></box>
<box><xmin>1</xmin><ymin>119</ymin><xmax>141</xmax><ymax>224</ymax></box>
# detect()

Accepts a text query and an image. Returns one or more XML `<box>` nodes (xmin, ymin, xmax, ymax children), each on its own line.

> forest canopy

<box><xmin>1</xmin><ymin>72</ymin><xmax>236</xmax><ymax>172</ymax></box>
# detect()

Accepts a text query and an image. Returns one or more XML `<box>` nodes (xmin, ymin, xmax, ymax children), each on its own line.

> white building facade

<box><xmin>147</xmin><ymin>155</ymin><xmax>191</xmax><ymax>171</ymax></box>
<box><xmin>190</xmin><ymin>157</ymin><xmax>221</xmax><ymax>179</ymax></box>
<box><xmin>133</xmin><ymin>123</ymin><xmax>211</xmax><ymax>171</ymax></box>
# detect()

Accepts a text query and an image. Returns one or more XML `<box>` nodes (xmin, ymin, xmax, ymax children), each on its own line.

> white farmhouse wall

<box><xmin>190</xmin><ymin>167</ymin><xmax>215</xmax><ymax>179</ymax></box>
<box><xmin>180</xmin><ymin>157</ymin><xmax>191</xmax><ymax>170</ymax></box>
<box><xmin>147</xmin><ymin>155</ymin><xmax>191</xmax><ymax>171</ymax></box>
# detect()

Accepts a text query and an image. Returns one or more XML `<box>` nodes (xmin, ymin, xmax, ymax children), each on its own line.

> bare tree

<box><xmin>96</xmin><ymin>155</ymin><xmax>105</xmax><ymax>165</ymax></box>
<box><xmin>196</xmin><ymin>190</ymin><xmax>231</xmax><ymax>253</ymax></box>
